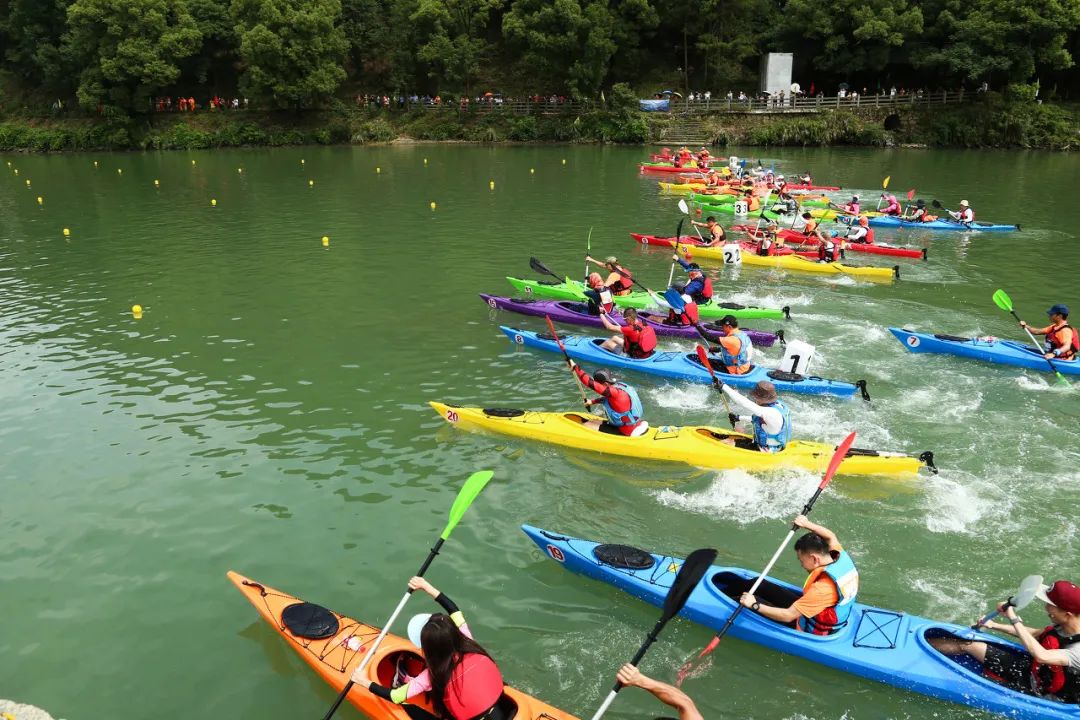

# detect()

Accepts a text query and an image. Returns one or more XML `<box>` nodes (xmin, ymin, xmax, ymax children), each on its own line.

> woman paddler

<box><xmin>359</xmin><ymin>576</ymin><xmax>507</xmax><ymax>720</ymax></box>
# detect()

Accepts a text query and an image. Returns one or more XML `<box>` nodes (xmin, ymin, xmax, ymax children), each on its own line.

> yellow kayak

<box><xmin>687</xmin><ymin>243</ymin><xmax>899</xmax><ymax>282</ymax></box>
<box><xmin>430</xmin><ymin>403</ymin><xmax>933</xmax><ymax>477</ymax></box>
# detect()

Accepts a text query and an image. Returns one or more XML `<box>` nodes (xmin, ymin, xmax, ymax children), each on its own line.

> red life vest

<box><xmin>1032</xmin><ymin>626</ymin><xmax>1080</xmax><ymax>702</ymax></box>
<box><xmin>1046</xmin><ymin>324</ymin><xmax>1079</xmax><ymax>360</ymax></box>
<box><xmin>866</xmin><ymin>228</ymin><xmax>875</xmax><ymax>243</ymax></box>
<box><xmin>443</xmin><ymin>653</ymin><xmax>505</xmax><ymax>720</ymax></box>
<box><xmin>624</xmin><ymin>321</ymin><xmax>657</xmax><ymax>357</ymax></box>
<box><xmin>700</xmin><ymin>276</ymin><xmax>713</xmax><ymax>302</ymax></box>
<box><xmin>668</xmin><ymin>302</ymin><xmax>699</xmax><ymax>326</ymax></box>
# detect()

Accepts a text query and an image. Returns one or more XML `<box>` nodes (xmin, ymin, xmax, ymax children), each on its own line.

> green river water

<box><xmin>1</xmin><ymin>145</ymin><xmax>1077</xmax><ymax>720</ymax></box>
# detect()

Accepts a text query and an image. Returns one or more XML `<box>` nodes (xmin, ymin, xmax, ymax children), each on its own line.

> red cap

<box><xmin>1038</xmin><ymin>580</ymin><xmax>1080</xmax><ymax>613</ymax></box>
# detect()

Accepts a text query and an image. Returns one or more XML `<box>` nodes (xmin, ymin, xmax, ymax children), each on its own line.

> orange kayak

<box><xmin>228</xmin><ymin>571</ymin><xmax>578</xmax><ymax>720</ymax></box>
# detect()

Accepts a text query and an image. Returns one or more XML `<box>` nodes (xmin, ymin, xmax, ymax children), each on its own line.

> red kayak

<box><xmin>631</xmin><ymin>231</ymin><xmax>926</xmax><ymax>261</ymax></box>
<box><xmin>731</xmin><ymin>226</ymin><xmax>927</xmax><ymax>260</ymax></box>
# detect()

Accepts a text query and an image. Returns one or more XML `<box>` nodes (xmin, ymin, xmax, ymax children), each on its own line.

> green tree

<box><xmin>915</xmin><ymin>0</ymin><xmax>1080</xmax><ymax>84</ymax></box>
<box><xmin>181</xmin><ymin>0</ymin><xmax>238</xmax><ymax>88</ymax></box>
<box><xmin>230</xmin><ymin>0</ymin><xmax>348</xmax><ymax>109</ymax></box>
<box><xmin>341</xmin><ymin>0</ymin><xmax>418</xmax><ymax>90</ymax></box>
<box><xmin>502</xmin><ymin>0</ymin><xmax>657</xmax><ymax>97</ymax></box>
<box><xmin>694</xmin><ymin>0</ymin><xmax>776</xmax><ymax>89</ymax></box>
<box><xmin>1</xmin><ymin>0</ymin><xmax>73</xmax><ymax>92</ymax></box>
<box><xmin>774</xmin><ymin>0</ymin><xmax>923</xmax><ymax>78</ymax></box>
<box><xmin>64</xmin><ymin>0</ymin><xmax>202</xmax><ymax>111</ymax></box>
<box><xmin>411</xmin><ymin>0</ymin><xmax>502</xmax><ymax>94</ymax></box>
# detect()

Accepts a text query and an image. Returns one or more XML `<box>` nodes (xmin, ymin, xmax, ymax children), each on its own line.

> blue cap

<box><xmin>1047</xmin><ymin>304</ymin><xmax>1070</xmax><ymax>316</ymax></box>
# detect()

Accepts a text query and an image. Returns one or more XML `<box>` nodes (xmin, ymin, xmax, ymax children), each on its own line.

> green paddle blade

<box><xmin>441</xmin><ymin>471</ymin><xmax>494</xmax><ymax>540</ymax></box>
<box><xmin>992</xmin><ymin>289</ymin><xmax>1013</xmax><ymax>313</ymax></box>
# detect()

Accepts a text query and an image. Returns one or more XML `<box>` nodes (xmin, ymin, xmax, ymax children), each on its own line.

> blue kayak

<box><xmin>867</xmin><ymin>216</ymin><xmax>1019</xmax><ymax>232</ymax></box>
<box><xmin>501</xmin><ymin>326</ymin><xmax>868</xmax><ymax>400</ymax></box>
<box><xmin>889</xmin><ymin>328</ymin><xmax>1080</xmax><ymax>376</ymax></box>
<box><xmin>522</xmin><ymin>525</ymin><xmax>1080</xmax><ymax>720</ymax></box>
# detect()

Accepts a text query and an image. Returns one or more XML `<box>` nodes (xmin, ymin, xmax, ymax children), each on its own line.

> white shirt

<box><xmin>721</xmin><ymin>385</ymin><xmax>784</xmax><ymax>435</ymax></box>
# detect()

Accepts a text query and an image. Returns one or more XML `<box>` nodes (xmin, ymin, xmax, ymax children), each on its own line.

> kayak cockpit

<box><xmin>711</xmin><ymin>570</ymin><xmax>804</xmax><ymax>614</ymax></box>
<box><xmin>556</xmin><ymin>301</ymin><xmax>596</xmax><ymax>318</ymax></box>
<box><xmin>694</xmin><ymin>427</ymin><xmax>757</xmax><ymax>451</ymax></box>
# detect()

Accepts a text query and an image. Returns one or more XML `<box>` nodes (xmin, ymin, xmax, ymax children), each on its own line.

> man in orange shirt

<box><xmin>738</xmin><ymin>515</ymin><xmax>860</xmax><ymax>635</ymax></box>
<box><xmin>1021</xmin><ymin>304</ymin><xmax>1078</xmax><ymax>361</ymax></box>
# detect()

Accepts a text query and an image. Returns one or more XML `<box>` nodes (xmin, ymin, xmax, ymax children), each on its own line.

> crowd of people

<box><xmin>151</xmin><ymin>96</ymin><xmax>248</xmax><ymax>112</ymax></box>
<box><xmin>355</xmin><ymin>93</ymin><xmax>574</xmax><ymax>111</ymax></box>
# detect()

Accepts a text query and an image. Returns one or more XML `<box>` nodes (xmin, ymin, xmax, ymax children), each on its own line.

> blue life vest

<box><xmin>752</xmin><ymin>399</ymin><xmax>791</xmax><ymax>453</ymax></box>
<box><xmin>602</xmin><ymin>382</ymin><xmax>643</xmax><ymax>427</ymax></box>
<box><xmin>719</xmin><ymin>330</ymin><xmax>753</xmax><ymax>369</ymax></box>
<box><xmin>797</xmin><ymin>550</ymin><xmax>859</xmax><ymax>635</ymax></box>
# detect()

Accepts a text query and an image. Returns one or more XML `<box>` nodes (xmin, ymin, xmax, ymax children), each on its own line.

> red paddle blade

<box><xmin>544</xmin><ymin>315</ymin><xmax>567</xmax><ymax>352</ymax></box>
<box><xmin>699</xmin><ymin>635</ymin><xmax>720</xmax><ymax>657</ymax></box>
<box><xmin>906</xmin><ymin>188</ymin><xmax>916</xmax><ymax>201</ymax></box>
<box><xmin>695</xmin><ymin>344</ymin><xmax>716</xmax><ymax>378</ymax></box>
<box><xmin>820</xmin><ymin>431</ymin><xmax>857</xmax><ymax>490</ymax></box>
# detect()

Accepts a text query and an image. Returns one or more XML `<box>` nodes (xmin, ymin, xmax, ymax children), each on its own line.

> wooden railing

<box><xmin>358</xmin><ymin>89</ymin><xmax>970</xmax><ymax>116</ymax></box>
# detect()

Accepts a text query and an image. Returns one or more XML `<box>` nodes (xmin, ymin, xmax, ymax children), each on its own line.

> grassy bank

<box><xmin>0</xmin><ymin>98</ymin><xmax>1076</xmax><ymax>152</ymax></box>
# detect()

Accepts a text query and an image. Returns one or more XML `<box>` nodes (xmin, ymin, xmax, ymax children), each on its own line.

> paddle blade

<box><xmin>530</xmin><ymin>256</ymin><xmax>556</xmax><ymax>279</ymax></box>
<box><xmin>931</xmin><ymin>199</ymin><xmax>943</xmax><ymax>209</ymax></box>
<box><xmin>676</xmin><ymin>218</ymin><xmax>684</xmax><ymax>242</ymax></box>
<box><xmin>441</xmin><ymin>471</ymin><xmax>494</xmax><ymax>540</ymax></box>
<box><xmin>695</xmin><ymin>344</ymin><xmax>717</xmax><ymax>378</ymax></box>
<box><xmin>906</xmin><ymin>188</ymin><xmax>916</xmax><ymax>201</ymax></box>
<box><xmin>882</xmin><ymin>175</ymin><xmax>891</xmax><ymax>189</ymax></box>
<box><xmin>587</xmin><ymin>227</ymin><xmax>593</xmax><ymax>249</ymax></box>
<box><xmin>820</xmin><ymin>432</ymin><xmax>857</xmax><ymax>490</ymax></box>
<box><xmin>1014</xmin><ymin>575</ymin><xmax>1045</xmax><ymax>610</ymax></box>
<box><xmin>663</xmin><ymin>288</ymin><xmax>686</xmax><ymax>311</ymax></box>
<box><xmin>678</xmin><ymin>198</ymin><xmax>690</xmax><ymax>215</ymax></box>
<box><xmin>661</xmin><ymin>548</ymin><xmax>716</xmax><ymax>622</ymax></box>
<box><xmin>992</xmin><ymin>289</ymin><xmax>1013</xmax><ymax>313</ymax></box>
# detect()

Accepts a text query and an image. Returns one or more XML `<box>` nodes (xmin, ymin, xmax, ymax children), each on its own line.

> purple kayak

<box><xmin>479</xmin><ymin>294</ymin><xmax>782</xmax><ymax>347</ymax></box>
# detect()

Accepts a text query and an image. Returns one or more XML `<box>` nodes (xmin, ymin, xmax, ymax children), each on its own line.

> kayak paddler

<box><xmin>929</xmin><ymin>580</ymin><xmax>1080</xmax><ymax>703</ymax></box>
<box><xmin>845</xmin><ymin>216</ymin><xmax>873</xmax><ymax>244</ymax></box>
<box><xmin>843</xmin><ymin>195</ymin><xmax>860</xmax><ymax>216</ymax></box>
<box><xmin>616</xmin><ymin>664</ymin><xmax>703</xmax><ymax>720</ymax></box>
<box><xmin>949</xmin><ymin>199</ymin><xmax>974</xmax><ymax>223</ymax></box>
<box><xmin>598</xmin><ymin>308</ymin><xmax>658</xmax><ymax>359</ymax></box>
<box><xmin>737</xmin><ymin>515</ymin><xmax>859</xmax><ymax>635</ymax></box>
<box><xmin>798</xmin><ymin>213</ymin><xmax>829</xmax><ymax>244</ymax></box>
<box><xmin>817</xmin><ymin>232</ymin><xmax>844</xmax><ymax>263</ymax></box>
<box><xmin>691</xmin><ymin>216</ymin><xmax>726</xmax><ymax>246</ymax></box>
<box><xmin>908</xmin><ymin>198</ymin><xmax>938</xmax><ymax>223</ymax></box>
<box><xmin>585</xmin><ymin>255</ymin><xmax>634</xmax><ymax>296</ymax></box>
<box><xmin>359</xmin><ymin>576</ymin><xmax>508</xmax><ymax>720</ymax></box>
<box><xmin>881</xmin><ymin>194</ymin><xmax>901</xmax><ymax>216</ymax></box>
<box><xmin>670</xmin><ymin>257</ymin><xmax>713</xmax><ymax>305</ymax></box>
<box><xmin>716</xmin><ymin>379</ymin><xmax>791</xmax><ymax>450</ymax></box>
<box><xmin>708</xmin><ymin>315</ymin><xmax>754</xmax><ymax>375</ymax></box>
<box><xmin>584</xmin><ymin>272</ymin><xmax>614</xmax><ymax>315</ymax></box>
<box><xmin>1020</xmin><ymin>303</ymin><xmax>1079</xmax><ymax>360</ymax></box>
<box><xmin>568</xmin><ymin>360</ymin><xmax>648</xmax><ymax>436</ymax></box>
<box><xmin>756</xmin><ymin>222</ymin><xmax>780</xmax><ymax>256</ymax></box>
<box><xmin>663</xmin><ymin>296</ymin><xmax>700</xmax><ymax>327</ymax></box>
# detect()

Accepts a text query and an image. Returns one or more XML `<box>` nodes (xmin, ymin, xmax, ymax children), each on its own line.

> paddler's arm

<box><xmin>793</xmin><ymin>515</ymin><xmax>841</xmax><ymax>552</ymax></box>
<box><xmin>616</xmin><ymin>664</ymin><xmax>703</xmax><ymax>720</ymax></box>
<box><xmin>599</xmin><ymin>312</ymin><xmax>622</xmax><ymax>332</ymax></box>
<box><xmin>1018</xmin><ymin>321</ymin><xmax>1048</xmax><ymax>336</ymax></box>
<box><xmin>738</xmin><ymin>592</ymin><xmax>802</xmax><ymax>623</ymax></box>
<box><xmin>1002</xmin><ymin>606</ymin><xmax>1074</xmax><ymax>666</ymax></box>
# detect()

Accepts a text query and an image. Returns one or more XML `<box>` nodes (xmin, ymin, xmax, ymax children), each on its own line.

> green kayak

<box><xmin>504</xmin><ymin>277</ymin><xmax>791</xmax><ymax>320</ymax></box>
<box><xmin>687</xmin><ymin>192</ymin><xmax>834</xmax><ymax>211</ymax></box>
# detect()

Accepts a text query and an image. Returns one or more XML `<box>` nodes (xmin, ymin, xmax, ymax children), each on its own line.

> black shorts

<box><xmin>984</xmin><ymin>644</ymin><xmax>1035</xmax><ymax>694</ymax></box>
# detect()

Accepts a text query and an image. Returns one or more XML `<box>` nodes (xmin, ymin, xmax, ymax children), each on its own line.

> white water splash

<box><xmin>653</xmin><ymin>468</ymin><xmax>825</xmax><ymax>524</ymax></box>
<box><xmin>921</xmin><ymin>472</ymin><xmax>1000</xmax><ymax>535</ymax></box>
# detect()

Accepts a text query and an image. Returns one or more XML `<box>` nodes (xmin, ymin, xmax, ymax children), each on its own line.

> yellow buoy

<box><xmin>117</xmin><ymin>168</ymin><xmax>122</xmax><ymax>175</ymax></box>
<box><xmin>154</xmin><ymin>179</ymin><xmax>160</xmax><ymax>187</ymax></box>
<box><xmin>423</xmin><ymin>158</ymin><xmax>428</xmax><ymax>165</ymax></box>
<box><xmin>376</xmin><ymin>167</ymin><xmax>381</xmax><ymax>174</ymax></box>
<box><xmin>489</xmin><ymin>180</ymin><xmax>495</xmax><ymax>190</ymax></box>
<box><xmin>530</xmin><ymin>168</ymin><xmax>535</xmax><ymax>174</ymax></box>
<box><xmin>562</xmin><ymin>159</ymin><xmax>567</xmax><ymax>165</ymax></box>
<box><xmin>25</xmin><ymin>179</ymin><xmax>30</xmax><ymax>186</ymax></box>
<box><xmin>237</xmin><ymin>168</ymin><xmax>243</xmax><ymax>174</ymax></box>
<box><xmin>191</xmin><ymin>160</ymin><xmax>196</xmax><ymax>166</ymax></box>
<box><xmin>301</xmin><ymin>159</ymin><xmax>305</xmax><ymax>165</ymax></box>
<box><xmin>308</xmin><ymin>179</ymin><xmax>315</xmax><ymax>187</ymax></box>
<box><xmin>322</xmin><ymin>235</ymin><xmax>329</xmax><ymax>247</ymax></box>
<box><xmin>36</xmin><ymin>196</ymin><xmax>43</xmax><ymax>205</ymax></box>
<box><xmin>63</xmin><ymin>228</ymin><xmax>71</xmax><ymax>237</ymax></box>
<box><xmin>131</xmin><ymin>304</ymin><xmax>143</xmax><ymax>319</ymax></box>
<box><xmin>93</xmin><ymin>161</ymin><xmax>98</xmax><ymax>167</ymax></box>
<box><xmin>13</xmin><ymin>169</ymin><xmax>18</xmax><ymax>175</ymax></box>
<box><xmin>211</xmin><ymin>198</ymin><xmax>217</xmax><ymax>207</ymax></box>
<box><xmin>430</xmin><ymin>201</ymin><xmax>436</xmax><ymax>210</ymax></box>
